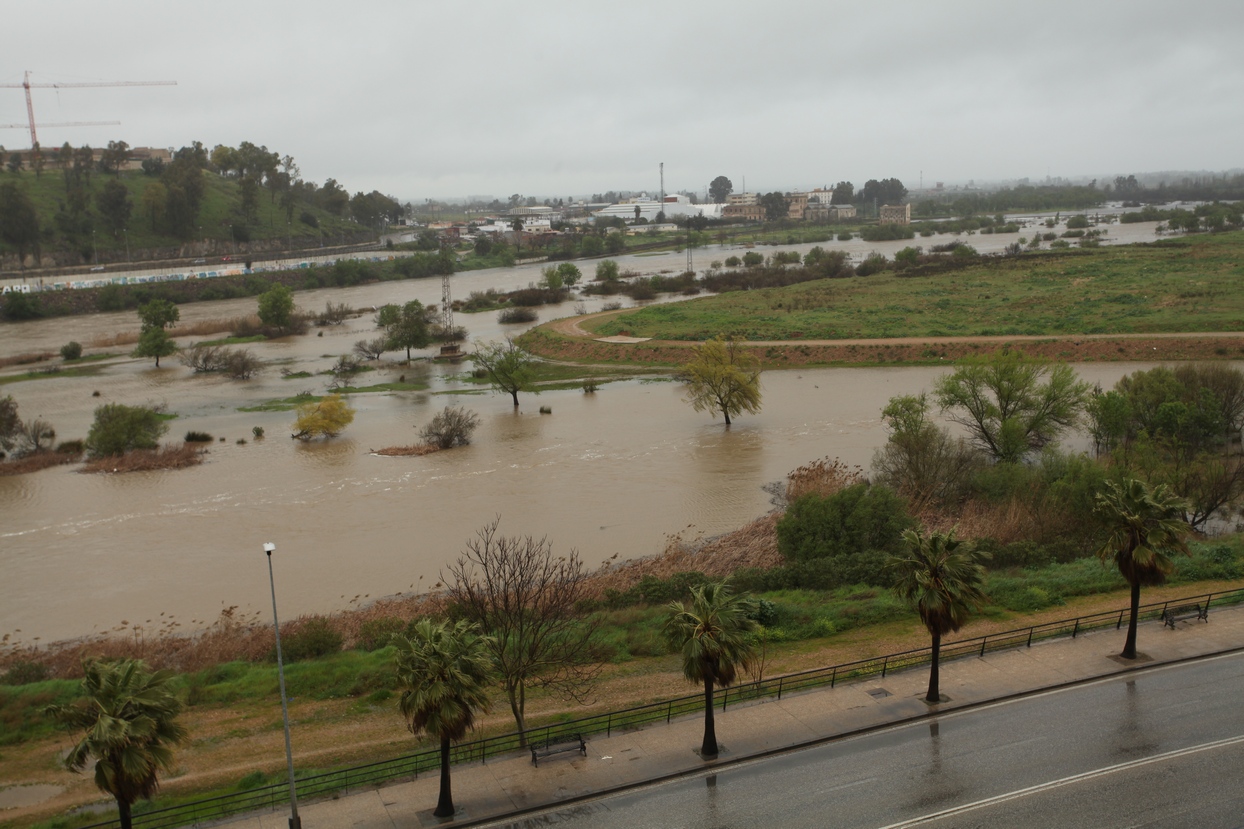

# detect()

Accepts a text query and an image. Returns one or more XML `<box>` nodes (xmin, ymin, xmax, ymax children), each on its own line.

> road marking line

<box><xmin>874</xmin><ymin>733</ymin><xmax>1244</xmax><ymax>828</ymax></box>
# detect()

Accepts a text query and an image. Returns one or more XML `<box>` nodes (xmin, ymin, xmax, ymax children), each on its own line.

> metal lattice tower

<box><xmin>441</xmin><ymin>271</ymin><xmax>453</xmax><ymax>331</ymax></box>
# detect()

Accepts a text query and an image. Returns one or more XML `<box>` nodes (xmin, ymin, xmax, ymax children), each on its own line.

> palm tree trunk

<box><xmin>433</xmin><ymin>735</ymin><xmax>455</xmax><ymax>818</ymax></box>
<box><xmin>927</xmin><ymin>631</ymin><xmax>941</xmax><ymax>703</ymax></box>
<box><xmin>1122</xmin><ymin>581</ymin><xmax>1141</xmax><ymax>659</ymax></box>
<box><xmin>116</xmin><ymin>795</ymin><xmax>133</xmax><ymax>829</ymax></box>
<box><xmin>701</xmin><ymin>675</ymin><xmax>718</xmax><ymax>757</ymax></box>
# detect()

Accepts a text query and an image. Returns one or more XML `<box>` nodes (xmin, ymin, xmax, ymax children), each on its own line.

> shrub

<box><xmin>55</xmin><ymin>439</ymin><xmax>85</xmax><ymax>454</ymax></box>
<box><xmin>419</xmin><ymin>406</ymin><xmax>479</xmax><ymax>449</ymax></box>
<box><xmin>498</xmin><ymin>307</ymin><xmax>538</xmax><ymax>324</ymax></box>
<box><xmin>357</xmin><ymin>617</ymin><xmax>406</xmax><ymax>651</ymax></box>
<box><xmin>85</xmin><ymin>403</ymin><xmax>168</xmax><ymax>458</ymax></box>
<box><xmin>60</xmin><ymin>341</ymin><xmax>83</xmax><ymax>361</ymax></box>
<box><xmin>252</xmin><ymin>426</ymin><xmax>265</xmax><ymax>439</ymax></box>
<box><xmin>742</xmin><ymin>251</ymin><xmax>764</xmax><ymax>267</ymax></box>
<box><xmin>724</xmin><ymin>255</ymin><xmax>742</xmax><ymax>267</ymax></box>
<box><xmin>776</xmin><ymin>483</ymin><xmax>913</xmax><ymax>563</ymax></box>
<box><xmin>184</xmin><ymin>431</ymin><xmax>214</xmax><ymax>443</ymax></box>
<box><xmin>2</xmin><ymin>660</ymin><xmax>49</xmax><ymax>685</ymax></box>
<box><xmin>854</xmin><ymin>252</ymin><xmax>889</xmax><ymax>276</ymax></box>
<box><xmin>837</xmin><ymin>232</ymin><xmax>853</xmax><ymax>241</ymax></box>
<box><xmin>224</xmin><ymin>349</ymin><xmax>261</xmax><ymax>379</ymax></box>
<box><xmin>278</xmin><ymin>617</ymin><xmax>343</xmax><ymax>661</ymax></box>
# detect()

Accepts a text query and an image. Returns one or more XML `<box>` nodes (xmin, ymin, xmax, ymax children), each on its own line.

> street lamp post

<box><xmin>263</xmin><ymin>542</ymin><xmax>302</xmax><ymax>829</ymax></box>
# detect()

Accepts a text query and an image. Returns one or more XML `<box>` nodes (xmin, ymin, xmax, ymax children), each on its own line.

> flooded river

<box><xmin>0</xmin><ymin>226</ymin><xmax>1173</xmax><ymax>645</ymax></box>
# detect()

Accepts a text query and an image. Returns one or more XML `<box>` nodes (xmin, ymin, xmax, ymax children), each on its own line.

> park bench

<box><xmin>529</xmin><ymin>734</ymin><xmax>587</xmax><ymax>767</ymax></box>
<box><xmin>1162</xmin><ymin>603</ymin><xmax>1209</xmax><ymax>629</ymax></box>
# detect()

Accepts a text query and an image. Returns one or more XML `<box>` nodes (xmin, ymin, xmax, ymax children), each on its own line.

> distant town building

<box><xmin>878</xmin><ymin>203</ymin><xmax>911</xmax><ymax>225</ymax></box>
<box><xmin>805</xmin><ymin>203</ymin><xmax>857</xmax><ymax>222</ymax></box>
<box><xmin>726</xmin><ymin>192</ymin><xmax>758</xmax><ymax>206</ymax></box>
<box><xmin>786</xmin><ymin>192</ymin><xmax>809</xmax><ymax>221</ymax></box>
<box><xmin>722</xmin><ymin>202</ymin><xmax>764</xmax><ymax>221</ymax></box>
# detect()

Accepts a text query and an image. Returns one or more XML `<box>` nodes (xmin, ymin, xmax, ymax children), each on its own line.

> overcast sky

<box><xmin>4</xmin><ymin>1</ymin><xmax>1241</xmax><ymax>202</ymax></box>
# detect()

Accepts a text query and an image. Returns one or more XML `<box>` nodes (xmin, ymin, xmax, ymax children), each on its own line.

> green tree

<box><xmin>0</xmin><ymin>395</ymin><xmax>21</xmax><ymax>454</ymax></box>
<box><xmin>394</xmin><ymin>620</ymin><xmax>493</xmax><ymax>818</ymax></box>
<box><xmin>132</xmin><ymin>327</ymin><xmax>177</xmax><ymax>367</ymax></box>
<box><xmin>137</xmin><ymin>299</ymin><xmax>179</xmax><ymax>332</ymax></box>
<box><xmin>140</xmin><ymin>181</ymin><xmax>167</xmax><ymax>231</ymax></box>
<box><xmin>556</xmin><ymin>262</ymin><xmax>581</xmax><ymax>288</ymax></box>
<box><xmin>85</xmin><ymin>404</ymin><xmax>168</xmax><ymax>457</ymax></box>
<box><xmin>46</xmin><ymin>659</ymin><xmax>187</xmax><ymax>829</ymax></box>
<box><xmin>860</xmin><ymin>178</ymin><xmax>908</xmax><ymax>208</ymax></box>
<box><xmin>605</xmin><ymin>233</ymin><xmax>626</xmax><ymax>254</ymax></box>
<box><xmin>257</xmin><ymin>284</ymin><xmax>295</xmax><ymax>331</ymax></box>
<box><xmin>709</xmin><ymin>175</ymin><xmax>733</xmax><ymax>204</ymax></box>
<box><xmin>99</xmin><ymin>141</ymin><xmax>131</xmax><ymax>177</ymax></box>
<box><xmin>0</xmin><ymin>181</ymin><xmax>41</xmax><ymax>266</ymax></box>
<box><xmin>871</xmin><ymin>393</ymin><xmax>980</xmax><ymax>510</ymax></box>
<box><xmin>681</xmin><ymin>335</ymin><xmax>761</xmax><ymax>426</ymax></box>
<box><xmin>760</xmin><ymin>191</ymin><xmax>790</xmax><ymax>221</ymax></box>
<box><xmin>889</xmin><ymin>528</ymin><xmax>989</xmax><ymax>702</ymax></box>
<box><xmin>595</xmin><ymin>259</ymin><xmax>620</xmax><ymax>282</ymax></box>
<box><xmin>934</xmin><ymin>351</ymin><xmax>1091</xmax><ymax>463</ymax></box>
<box><xmin>663</xmin><ymin>582</ymin><xmax>758</xmax><ymax>758</ymax></box>
<box><xmin>471</xmin><ymin>338</ymin><xmax>537</xmax><ymax>408</ymax></box>
<box><xmin>384</xmin><ymin>300</ymin><xmax>432</xmax><ymax>359</ymax></box>
<box><xmin>1094</xmin><ymin>478</ymin><xmax>1191</xmax><ymax>659</ymax></box>
<box><xmin>830</xmin><ymin>181</ymin><xmax>854</xmax><ymax>205</ymax></box>
<box><xmin>97</xmin><ymin>180</ymin><xmax>133</xmax><ymax>237</ymax></box>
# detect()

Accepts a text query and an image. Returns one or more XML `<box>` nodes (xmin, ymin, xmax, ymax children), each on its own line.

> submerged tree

<box><xmin>291</xmin><ymin>393</ymin><xmax>355</xmax><ymax>440</ymax></box>
<box><xmin>444</xmin><ymin>519</ymin><xmax>601</xmax><ymax>745</ymax></box>
<box><xmin>681</xmin><ymin>335</ymin><xmax>762</xmax><ymax>426</ymax></box>
<box><xmin>393</xmin><ymin>620</ymin><xmax>493</xmax><ymax>818</ymax></box>
<box><xmin>889</xmin><ymin>528</ymin><xmax>989</xmax><ymax>703</ymax></box>
<box><xmin>663</xmin><ymin>581</ymin><xmax>758</xmax><ymax>758</ymax></box>
<box><xmin>46</xmin><ymin>659</ymin><xmax>187</xmax><ymax>829</ymax></box>
<box><xmin>935</xmin><ymin>350</ymin><xmax>1091</xmax><ymax>463</ymax></box>
<box><xmin>470</xmin><ymin>337</ymin><xmax>537</xmax><ymax>408</ymax></box>
<box><xmin>1094</xmin><ymin>478</ymin><xmax>1190</xmax><ymax>659</ymax></box>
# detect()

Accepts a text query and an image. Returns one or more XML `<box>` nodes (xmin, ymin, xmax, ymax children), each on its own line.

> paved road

<box><xmin>480</xmin><ymin>652</ymin><xmax>1244</xmax><ymax>829</ymax></box>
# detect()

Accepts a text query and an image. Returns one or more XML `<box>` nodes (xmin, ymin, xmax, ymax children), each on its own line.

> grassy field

<box><xmin>588</xmin><ymin>233</ymin><xmax>1244</xmax><ymax>342</ymax></box>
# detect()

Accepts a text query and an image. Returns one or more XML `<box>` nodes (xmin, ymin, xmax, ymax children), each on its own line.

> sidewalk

<box><xmin>223</xmin><ymin>605</ymin><xmax>1244</xmax><ymax>828</ymax></box>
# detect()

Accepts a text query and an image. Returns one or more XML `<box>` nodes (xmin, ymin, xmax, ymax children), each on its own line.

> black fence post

<box><xmin>980</xmin><ymin>636</ymin><xmax>987</xmax><ymax>657</ymax></box>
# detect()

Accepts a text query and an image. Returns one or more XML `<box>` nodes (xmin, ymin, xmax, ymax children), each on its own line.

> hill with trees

<box><xmin>0</xmin><ymin>140</ymin><xmax>404</xmax><ymax>272</ymax></box>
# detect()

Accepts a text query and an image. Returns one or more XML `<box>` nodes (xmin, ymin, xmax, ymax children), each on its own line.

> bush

<box><xmin>742</xmin><ymin>251</ymin><xmax>764</xmax><ymax>267</ymax></box>
<box><xmin>837</xmin><ymin>232</ymin><xmax>853</xmax><ymax>241</ymax></box>
<box><xmin>60</xmin><ymin>341</ymin><xmax>83</xmax><ymax>361</ymax></box>
<box><xmin>184</xmin><ymin>431</ymin><xmax>214</xmax><ymax>443</ymax></box>
<box><xmin>224</xmin><ymin>349</ymin><xmax>261</xmax><ymax>379</ymax></box>
<box><xmin>279</xmin><ymin>617</ymin><xmax>343</xmax><ymax>661</ymax></box>
<box><xmin>498</xmin><ymin>307</ymin><xmax>538</xmax><ymax>324</ymax></box>
<box><xmin>2</xmin><ymin>660</ymin><xmax>49</xmax><ymax>685</ymax></box>
<box><xmin>85</xmin><ymin>403</ymin><xmax>168</xmax><ymax>458</ymax></box>
<box><xmin>776</xmin><ymin>483</ymin><xmax>913</xmax><ymax>563</ymax></box>
<box><xmin>854</xmin><ymin>252</ymin><xmax>889</xmax><ymax>276</ymax></box>
<box><xmin>357</xmin><ymin>617</ymin><xmax>406</xmax><ymax>651</ymax></box>
<box><xmin>419</xmin><ymin>406</ymin><xmax>479</xmax><ymax>449</ymax></box>
<box><xmin>724</xmin><ymin>255</ymin><xmax>742</xmax><ymax>267</ymax></box>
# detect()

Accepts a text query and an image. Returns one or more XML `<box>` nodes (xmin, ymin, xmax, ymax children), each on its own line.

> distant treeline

<box><xmin>917</xmin><ymin>175</ymin><xmax>1244</xmax><ymax>217</ymax></box>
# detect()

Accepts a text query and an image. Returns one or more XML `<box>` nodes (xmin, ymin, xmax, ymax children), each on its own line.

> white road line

<box><xmin>874</xmin><ymin>733</ymin><xmax>1244</xmax><ymax>828</ymax></box>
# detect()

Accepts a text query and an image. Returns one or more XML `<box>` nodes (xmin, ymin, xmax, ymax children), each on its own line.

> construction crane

<box><xmin>0</xmin><ymin>70</ymin><xmax>176</xmax><ymax>148</ymax></box>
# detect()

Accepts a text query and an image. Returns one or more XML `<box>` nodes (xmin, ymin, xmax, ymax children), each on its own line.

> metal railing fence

<box><xmin>78</xmin><ymin>586</ymin><xmax>1244</xmax><ymax>829</ymax></box>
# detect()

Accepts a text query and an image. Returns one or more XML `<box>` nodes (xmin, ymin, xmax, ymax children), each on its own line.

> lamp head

<box><xmin>263</xmin><ymin>542</ymin><xmax>276</xmax><ymax>554</ymax></box>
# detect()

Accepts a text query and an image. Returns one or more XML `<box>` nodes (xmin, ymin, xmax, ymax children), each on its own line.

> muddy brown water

<box><xmin>0</xmin><ymin>231</ymin><xmax>1175</xmax><ymax>645</ymax></box>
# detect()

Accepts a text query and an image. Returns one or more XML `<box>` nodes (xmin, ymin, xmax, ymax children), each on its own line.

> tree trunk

<box><xmin>926</xmin><ymin>631</ymin><xmax>941</xmax><ymax>703</ymax></box>
<box><xmin>722</xmin><ymin>408</ymin><xmax>731</xmax><ymax>426</ymax></box>
<box><xmin>510</xmin><ymin>389</ymin><xmax>519</xmax><ymax>408</ymax></box>
<box><xmin>116</xmin><ymin>795</ymin><xmax>133</xmax><ymax>829</ymax></box>
<box><xmin>433</xmin><ymin>735</ymin><xmax>455</xmax><ymax>818</ymax></box>
<box><xmin>701</xmin><ymin>674</ymin><xmax>718</xmax><ymax>757</ymax></box>
<box><xmin>1122</xmin><ymin>581</ymin><xmax>1141</xmax><ymax>659</ymax></box>
<box><xmin>508</xmin><ymin>682</ymin><xmax>528</xmax><ymax>748</ymax></box>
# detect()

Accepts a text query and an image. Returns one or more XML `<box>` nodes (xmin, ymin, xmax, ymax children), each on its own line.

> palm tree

<box><xmin>1095</xmin><ymin>478</ymin><xmax>1191</xmax><ymax>659</ymax></box>
<box><xmin>45</xmin><ymin>659</ymin><xmax>187</xmax><ymax>829</ymax></box>
<box><xmin>393</xmin><ymin>619</ymin><xmax>493</xmax><ymax>818</ymax></box>
<box><xmin>663</xmin><ymin>581</ymin><xmax>758</xmax><ymax>758</ymax></box>
<box><xmin>890</xmin><ymin>528</ymin><xmax>989</xmax><ymax>703</ymax></box>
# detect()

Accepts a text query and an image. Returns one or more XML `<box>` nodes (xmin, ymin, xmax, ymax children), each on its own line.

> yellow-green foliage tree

<box><xmin>681</xmin><ymin>335</ymin><xmax>762</xmax><ymax>425</ymax></box>
<box><xmin>291</xmin><ymin>393</ymin><xmax>355</xmax><ymax>440</ymax></box>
